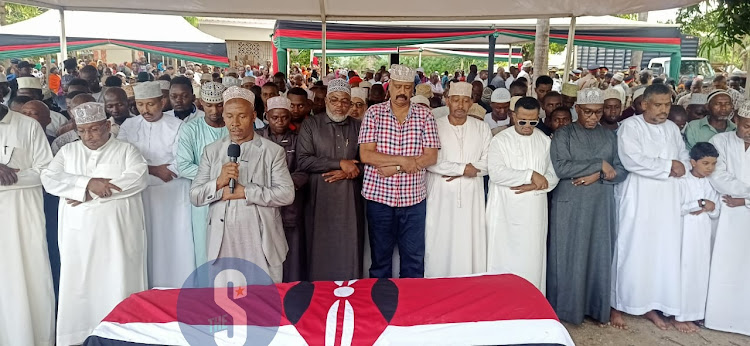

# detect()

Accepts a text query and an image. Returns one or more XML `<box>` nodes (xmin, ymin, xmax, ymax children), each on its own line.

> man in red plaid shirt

<box><xmin>358</xmin><ymin>64</ymin><xmax>441</xmax><ymax>278</ymax></box>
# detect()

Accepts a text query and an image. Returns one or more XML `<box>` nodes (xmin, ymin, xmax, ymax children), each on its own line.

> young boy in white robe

<box><xmin>674</xmin><ymin>142</ymin><xmax>721</xmax><ymax>333</ymax></box>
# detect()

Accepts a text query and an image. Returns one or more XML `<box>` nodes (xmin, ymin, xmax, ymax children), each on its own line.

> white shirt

<box><xmin>484</xmin><ymin>112</ymin><xmax>510</xmax><ymax>129</ymax></box>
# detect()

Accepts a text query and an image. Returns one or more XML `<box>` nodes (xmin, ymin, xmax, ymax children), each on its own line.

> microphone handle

<box><xmin>229</xmin><ymin>156</ymin><xmax>238</xmax><ymax>193</ymax></box>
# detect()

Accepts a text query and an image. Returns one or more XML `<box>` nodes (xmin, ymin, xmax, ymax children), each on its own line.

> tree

<box><xmin>677</xmin><ymin>0</ymin><xmax>750</xmax><ymax>67</ymax></box>
<box><xmin>1</xmin><ymin>2</ymin><xmax>45</xmax><ymax>25</ymax></box>
<box><xmin>184</xmin><ymin>16</ymin><xmax>199</xmax><ymax>28</ymax></box>
<box><xmin>613</xmin><ymin>14</ymin><xmax>638</xmax><ymax>20</ymax></box>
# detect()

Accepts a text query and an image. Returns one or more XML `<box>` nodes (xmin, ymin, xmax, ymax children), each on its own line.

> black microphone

<box><xmin>227</xmin><ymin>144</ymin><xmax>240</xmax><ymax>193</ymax></box>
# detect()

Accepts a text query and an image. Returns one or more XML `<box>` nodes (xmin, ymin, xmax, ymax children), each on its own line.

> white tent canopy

<box><xmin>11</xmin><ymin>0</ymin><xmax>701</xmax><ymax>21</ymax></box>
<box><xmin>0</xmin><ymin>10</ymin><xmax>224</xmax><ymax>44</ymax></box>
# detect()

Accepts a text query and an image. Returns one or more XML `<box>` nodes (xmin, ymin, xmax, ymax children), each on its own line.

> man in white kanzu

<box><xmin>704</xmin><ymin>101</ymin><xmax>750</xmax><ymax>336</ymax></box>
<box><xmin>41</xmin><ymin>102</ymin><xmax>149</xmax><ymax>345</ymax></box>
<box><xmin>486</xmin><ymin>96</ymin><xmax>559</xmax><ymax>293</ymax></box>
<box><xmin>610</xmin><ymin>84</ymin><xmax>691</xmax><ymax>330</ymax></box>
<box><xmin>425</xmin><ymin>82</ymin><xmax>491</xmax><ymax>277</ymax></box>
<box><xmin>118</xmin><ymin>81</ymin><xmax>195</xmax><ymax>288</ymax></box>
<box><xmin>0</xmin><ymin>101</ymin><xmax>55</xmax><ymax>346</ymax></box>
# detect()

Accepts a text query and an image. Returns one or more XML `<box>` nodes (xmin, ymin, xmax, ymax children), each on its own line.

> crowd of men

<box><xmin>0</xmin><ymin>55</ymin><xmax>749</xmax><ymax>346</ymax></box>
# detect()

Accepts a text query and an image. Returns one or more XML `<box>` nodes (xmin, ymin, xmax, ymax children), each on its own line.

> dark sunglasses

<box><xmin>517</xmin><ymin>120</ymin><xmax>539</xmax><ymax>126</ymax></box>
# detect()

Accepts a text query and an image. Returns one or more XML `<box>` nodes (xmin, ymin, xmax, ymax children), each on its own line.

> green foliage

<box><xmin>677</xmin><ymin>0</ymin><xmax>750</xmax><ymax>66</ymax></box>
<box><xmin>293</xmin><ymin>52</ymin><xmax>495</xmax><ymax>74</ymax></box>
<box><xmin>2</xmin><ymin>2</ymin><xmax>46</xmax><ymax>25</ymax></box>
<box><xmin>184</xmin><ymin>16</ymin><xmax>199</xmax><ymax>27</ymax></box>
<box><xmin>289</xmin><ymin>49</ymin><xmax>311</xmax><ymax>68</ymax></box>
<box><xmin>613</xmin><ymin>14</ymin><xmax>638</xmax><ymax>20</ymax></box>
<box><xmin>522</xmin><ymin>42</ymin><xmax>566</xmax><ymax>61</ymax></box>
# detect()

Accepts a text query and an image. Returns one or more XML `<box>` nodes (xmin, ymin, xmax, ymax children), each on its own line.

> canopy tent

<box><xmin>0</xmin><ymin>10</ymin><xmax>229</xmax><ymax>66</ymax></box>
<box><xmin>7</xmin><ymin>0</ymin><xmax>701</xmax><ymax>21</ymax></box>
<box><xmin>273</xmin><ymin>17</ymin><xmax>682</xmax><ymax>77</ymax></box>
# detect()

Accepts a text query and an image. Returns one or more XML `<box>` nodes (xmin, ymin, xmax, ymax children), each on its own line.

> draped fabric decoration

<box><xmin>0</xmin><ymin>11</ymin><xmax>229</xmax><ymax>67</ymax></box>
<box><xmin>274</xmin><ymin>20</ymin><xmax>683</xmax><ymax>78</ymax></box>
<box><xmin>0</xmin><ymin>35</ymin><xmax>229</xmax><ymax>66</ymax></box>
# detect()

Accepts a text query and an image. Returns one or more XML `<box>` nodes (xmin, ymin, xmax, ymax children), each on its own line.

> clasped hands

<box><xmin>510</xmin><ymin>171</ymin><xmax>549</xmax><ymax>194</ymax></box>
<box><xmin>572</xmin><ymin>160</ymin><xmax>618</xmax><ymax>187</ymax></box>
<box><xmin>376</xmin><ymin>156</ymin><xmax>423</xmax><ymax>178</ymax></box>
<box><xmin>323</xmin><ymin>159</ymin><xmax>360</xmax><ymax>183</ymax></box>
<box><xmin>217</xmin><ymin>162</ymin><xmax>246</xmax><ymax>200</ymax></box>
<box><xmin>66</xmin><ymin>178</ymin><xmax>122</xmax><ymax>207</ymax></box>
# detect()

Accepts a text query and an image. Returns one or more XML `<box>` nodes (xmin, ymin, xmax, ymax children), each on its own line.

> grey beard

<box><xmin>326</xmin><ymin>110</ymin><xmax>348</xmax><ymax>122</ymax></box>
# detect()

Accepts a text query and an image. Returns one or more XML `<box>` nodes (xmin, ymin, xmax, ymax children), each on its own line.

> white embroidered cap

<box><xmin>603</xmin><ymin>88</ymin><xmax>624</xmax><ymax>104</ymax></box>
<box><xmin>200</xmin><ymin>82</ymin><xmax>226</xmax><ymax>104</ymax></box>
<box><xmin>577</xmin><ymin>88</ymin><xmax>605</xmax><ymax>105</ymax></box>
<box><xmin>267</xmin><ymin>96</ymin><xmax>291</xmax><ymax>111</ymax></box>
<box><xmin>689</xmin><ymin>93</ymin><xmax>708</xmax><ymax>105</ymax></box>
<box><xmin>223</xmin><ymin>86</ymin><xmax>255</xmax><ymax>105</ymax></box>
<box><xmin>388</xmin><ymin>64</ymin><xmax>416</xmax><ymax>83</ymax></box>
<box><xmin>242</xmin><ymin>76</ymin><xmax>255</xmax><ymax>84</ymax></box>
<box><xmin>351</xmin><ymin>87</ymin><xmax>367</xmax><ymax>102</ymax></box>
<box><xmin>738</xmin><ymin>101</ymin><xmax>750</xmax><ymax>118</ymax></box>
<box><xmin>359</xmin><ymin>81</ymin><xmax>372</xmax><ymax>88</ymax></box>
<box><xmin>71</xmin><ymin>102</ymin><xmax>107</xmax><ymax>125</ymax></box>
<box><xmin>17</xmin><ymin>77</ymin><xmax>41</xmax><ymax>90</ymax></box>
<box><xmin>448</xmin><ymin>82</ymin><xmax>472</xmax><ymax>97</ymax></box>
<box><xmin>133</xmin><ymin>81</ymin><xmax>163</xmax><ymax>100</ymax></box>
<box><xmin>612</xmin><ymin>73</ymin><xmax>625</xmax><ymax>82</ymax></box>
<box><xmin>222</xmin><ymin>76</ymin><xmax>241</xmax><ymax>88</ymax></box>
<box><xmin>491</xmin><ymin>88</ymin><xmax>511</xmax><ymax>103</ymax></box>
<box><xmin>157</xmin><ymin>80</ymin><xmax>170</xmax><ymax>91</ymax></box>
<box><xmin>327</xmin><ymin>78</ymin><xmax>351</xmax><ymax>95</ymax></box>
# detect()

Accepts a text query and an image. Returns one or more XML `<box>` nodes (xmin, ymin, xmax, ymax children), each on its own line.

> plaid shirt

<box><xmin>358</xmin><ymin>101</ymin><xmax>440</xmax><ymax>207</ymax></box>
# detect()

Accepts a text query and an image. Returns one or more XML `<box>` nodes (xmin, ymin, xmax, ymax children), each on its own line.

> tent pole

<box><xmin>508</xmin><ymin>45</ymin><xmax>512</xmax><ymax>67</ymax></box>
<box><xmin>58</xmin><ymin>9</ymin><xmax>67</xmax><ymax>60</ymax></box>
<box><xmin>319</xmin><ymin>0</ymin><xmax>327</xmax><ymax>75</ymax></box>
<box><xmin>563</xmin><ymin>16</ymin><xmax>577</xmax><ymax>83</ymax></box>
<box><xmin>418</xmin><ymin>49</ymin><xmax>422</xmax><ymax>67</ymax></box>
<box><xmin>487</xmin><ymin>34</ymin><xmax>496</xmax><ymax>76</ymax></box>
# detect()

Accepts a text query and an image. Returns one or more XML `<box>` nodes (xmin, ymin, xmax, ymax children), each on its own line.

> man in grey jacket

<box><xmin>190</xmin><ymin>86</ymin><xmax>294</xmax><ymax>283</ymax></box>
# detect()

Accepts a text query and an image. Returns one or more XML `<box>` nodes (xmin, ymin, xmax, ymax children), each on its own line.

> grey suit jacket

<box><xmin>189</xmin><ymin>135</ymin><xmax>295</xmax><ymax>266</ymax></box>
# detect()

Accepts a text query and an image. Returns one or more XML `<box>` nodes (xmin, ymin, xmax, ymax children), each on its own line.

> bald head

<box><xmin>21</xmin><ymin>100</ymin><xmax>51</xmax><ymax>129</ymax></box>
<box><xmin>70</xmin><ymin>94</ymin><xmax>97</xmax><ymax>112</ymax></box>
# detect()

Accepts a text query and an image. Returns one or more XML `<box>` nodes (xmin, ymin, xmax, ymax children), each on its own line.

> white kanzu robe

<box><xmin>676</xmin><ymin>173</ymin><xmax>719</xmax><ymax>322</ymax></box>
<box><xmin>705</xmin><ymin>132</ymin><xmax>750</xmax><ymax>336</ymax></box>
<box><xmin>41</xmin><ymin>136</ymin><xmax>149</xmax><ymax>346</ymax></box>
<box><xmin>486</xmin><ymin>127</ymin><xmax>559</xmax><ymax>293</ymax></box>
<box><xmin>0</xmin><ymin>110</ymin><xmax>55</xmax><ymax>346</ymax></box>
<box><xmin>118</xmin><ymin>114</ymin><xmax>195</xmax><ymax>288</ymax></box>
<box><xmin>613</xmin><ymin>115</ymin><xmax>690</xmax><ymax>316</ymax></box>
<box><xmin>425</xmin><ymin>116</ymin><xmax>492</xmax><ymax>277</ymax></box>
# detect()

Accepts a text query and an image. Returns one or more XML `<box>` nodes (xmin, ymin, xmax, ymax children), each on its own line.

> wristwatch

<box><xmin>699</xmin><ymin>199</ymin><xmax>707</xmax><ymax>207</ymax></box>
<box><xmin>396</xmin><ymin>165</ymin><xmax>402</xmax><ymax>173</ymax></box>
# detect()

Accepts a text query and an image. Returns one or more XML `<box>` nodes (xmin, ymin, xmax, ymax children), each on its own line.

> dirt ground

<box><xmin>564</xmin><ymin>314</ymin><xmax>750</xmax><ymax>346</ymax></box>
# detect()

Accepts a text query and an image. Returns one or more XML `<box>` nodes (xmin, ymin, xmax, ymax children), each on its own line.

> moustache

<box><xmin>396</xmin><ymin>94</ymin><xmax>407</xmax><ymax>100</ymax></box>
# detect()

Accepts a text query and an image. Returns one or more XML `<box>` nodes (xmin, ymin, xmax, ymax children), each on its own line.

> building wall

<box><xmin>225</xmin><ymin>40</ymin><xmax>273</xmax><ymax>68</ymax></box>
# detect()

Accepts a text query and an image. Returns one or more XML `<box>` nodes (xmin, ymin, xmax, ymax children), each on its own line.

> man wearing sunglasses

<box><xmin>547</xmin><ymin>88</ymin><xmax>628</xmax><ymax>326</ymax></box>
<box><xmin>486</xmin><ymin>96</ymin><xmax>559</xmax><ymax>293</ymax></box>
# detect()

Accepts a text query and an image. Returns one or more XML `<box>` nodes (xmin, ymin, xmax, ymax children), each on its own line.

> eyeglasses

<box><xmin>580</xmin><ymin>108</ymin><xmax>604</xmax><ymax>117</ymax></box>
<box><xmin>352</xmin><ymin>102</ymin><xmax>366</xmax><ymax>108</ymax></box>
<box><xmin>517</xmin><ymin>120</ymin><xmax>539</xmax><ymax>126</ymax></box>
<box><xmin>328</xmin><ymin>98</ymin><xmax>351</xmax><ymax>106</ymax></box>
